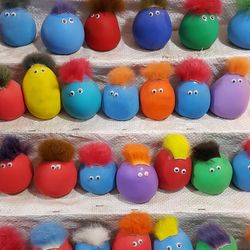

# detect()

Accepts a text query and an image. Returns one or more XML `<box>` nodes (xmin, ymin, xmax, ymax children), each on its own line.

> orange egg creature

<box><xmin>140</xmin><ymin>62</ymin><xmax>175</xmax><ymax>120</ymax></box>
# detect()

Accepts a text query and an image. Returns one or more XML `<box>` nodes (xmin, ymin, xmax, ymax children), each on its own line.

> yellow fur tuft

<box><xmin>163</xmin><ymin>134</ymin><xmax>191</xmax><ymax>160</ymax></box>
<box><xmin>154</xmin><ymin>216</ymin><xmax>178</xmax><ymax>241</ymax></box>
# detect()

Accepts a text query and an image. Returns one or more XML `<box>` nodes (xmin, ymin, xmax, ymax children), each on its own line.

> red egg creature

<box><xmin>0</xmin><ymin>65</ymin><xmax>25</xmax><ymax>121</ymax></box>
<box><xmin>0</xmin><ymin>136</ymin><xmax>32</xmax><ymax>195</ymax></box>
<box><xmin>34</xmin><ymin>139</ymin><xmax>77</xmax><ymax>198</ymax></box>
<box><xmin>113</xmin><ymin>212</ymin><xmax>153</xmax><ymax>250</ymax></box>
<box><xmin>155</xmin><ymin>134</ymin><xmax>192</xmax><ymax>192</ymax></box>
<box><xmin>84</xmin><ymin>0</ymin><xmax>125</xmax><ymax>51</ymax></box>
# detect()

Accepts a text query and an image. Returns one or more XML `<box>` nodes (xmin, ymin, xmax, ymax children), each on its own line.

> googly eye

<box><xmin>138</xmin><ymin>239</ymin><xmax>143</xmax><ymax>245</ymax></box>
<box><xmin>238</xmin><ymin>79</ymin><xmax>243</xmax><ymax>83</ymax></box>
<box><xmin>89</xmin><ymin>176</ymin><xmax>94</xmax><ymax>181</ymax></box>
<box><xmin>232</xmin><ymin>79</ymin><xmax>237</xmax><ymax>83</ymax></box>
<box><xmin>202</xmin><ymin>15</ymin><xmax>207</xmax><ymax>21</ymax></box>
<box><xmin>248</xmin><ymin>165</ymin><xmax>250</xmax><ymax>170</ymax></box>
<box><xmin>51</xmin><ymin>165</ymin><xmax>56</xmax><ymax>170</ymax></box>
<box><xmin>78</xmin><ymin>88</ymin><xmax>83</xmax><ymax>94</ymax></box>
<box><xmin>132</xmin><ymin>241</ymin><xmax>137</xmax><ymax>247</ymax></box>
<box><xmin>176</xmin><ymin>242</ymin><xmax>183</xmax><ymax>248</ymax></box>
<box><xmin>0</xmin><ymin>163</ymin><xmax>6</xmax><ymax>168</ymax></box>
<box><xmin>7</xmin><ymin>162</ymin><xmax>12</xmax><ymax>167</ymax></box>
<box><xmin>41</xmin><ymin>68</ymin><xmax>45</xmax><ymax>73</ymax></box>
<box><xmin>114</xmin><ymin>92</ymin><xmax>119</xmax><ymax>97</ymax></box>
<box><xmin>69</xmin><ymin>17</ymin><xmax>74</xmax><ymax>23</ymax></box>
<box><xmin>216</xmin><ymin>165</ymin><xmax>221</xmax><ymax>170</ymax></box>
<box><xmin>90</xmin><ymin>14</ymin><xmax>95</xmax><ymax>17</ymax></box>
<box><xmin>11</xmin><ymin>12</ymin><xmax>16</xmax><ymax>16</ymax></box>
<box><xmin>62</xmin><ymin>18</ymin><xmax>67</xmax><ymax>24</ymax></box>
<box><xmin>166</xmin><ymin>246</ymin><xmax>172</xmax><ymax>250</ymax></box>
<box><xmin>110</xmin><ymin>90</ymin><xmax>115</xmax><ymax>96</ymax></box>
<box><xmin>155</xmin><ymin>10</ymin><xmax>160</xmax><ymax>15</ymax></box>
<box><xmin>174</xmin><ymin>167</ymin><xmax>180</xmax><ymax>173</ymax></box>
<box><xmin>152</xmin><ymin>89</ymin><xmax>157</xmax><ymax>94</ymax></box>
<box><xmin>159</xmin><ymin>88</ymin><xmax>164</xmax><ymax>93</ymax></box>
<box><xmin>56</xmin><ymin>164</ymin><xmax>61</xmax><ymax>170</ymax></box>
<box><xmin>34</xmin><ymin>69</ymin><xmax>38</xmax><ymax>74</ymax></box>
<box><xmin>96</xmin><ymin>176</ymin><xmax>101</xmax><ymax>180</ymax></box>
<box><xmin>70</xmin><ymin>91</ymin><xmax>75</xmax><ymax>96</ymax></box>
<box><xmin>144</xmin><ymin>171</ymin><xmax>149</xmax><ymax>177</ymax></box>
<box><xmin>4</xmin><ymin>12</ymin><xmax>10</xmax><ymax>16</ymax></box>
<box><xmin>210</xmin><ymin>15</ymin><xmax>215</xmax><ymax>20</ymax></box>
<box><xmin>95</xmin><ymin>14</ymin><xmax>100</xmax><ymax>19</ymax></box>
<box><xmin>181</xmin><ymin>169</ymin><xmax>187</xmax><ymax>174</ymax></box>
<box><xmin>194</xmin><ymin>90</ymin><xmax>199</xmax><ymax>95</ymax></box>
<box><xmin>138</xmin><ymin>172</ymin><xmax>143</xmax><ymax>177</ymax></box>
<box><xmin>210</xmin><ymin>168</ymin><xmax>215</xmax><ymax>173</ymax></box>
<box><xmin>188</xmin><ymin>90</ymin><xmax>193</xmax><ymax>95</ymax></box>
<box><xmin>149</xmin><ymin>12</ymin><xmax>154</xmax><ymax>17</ymax></box>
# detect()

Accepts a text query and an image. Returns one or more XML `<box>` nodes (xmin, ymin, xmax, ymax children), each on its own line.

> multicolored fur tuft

<box><xmin>192</xmin><ymin>141</ymin><xmax>220</xmax><ymax>161</ymax></box>
<box><xmin>140</xmin><ymin>0</ymin><xmax>167</xmax><ymax>9</ymax></box>
<box><xmin>0</xmin><ymin>65</ymin><xmax>12</xmax><ymax>88</ymax></box>
<box><xmin>237</xmin><ymin>0</ymin><xmax>250</xmax><ymax>11</ymax></box>
<box><xmin>184</xmin><ymin>0</ymin><xmax>222</xmax><ymax>15</ymax></box>
<box><xmin>87</xmin><ymin>0</ymin><xmax>125</xmax><ymax>13</ymax></box>
<box><xmin>51</xmin><ymin>0</ymin><xmax>76</xmax><ymax>14</ymax></box>
<box><xmin>108</xmin><ymin>67</ymin><xmax>135</xmax><ymax>86</ymax></box>
<box><xmin>226</xmin><ymin>57</ymin><xmax>250</xmax><ymax>77</ymax></box>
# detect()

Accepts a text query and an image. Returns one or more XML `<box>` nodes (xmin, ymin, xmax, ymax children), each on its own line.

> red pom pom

<box><xmin>243</xmin><ymin>139</ymin><xmax>250</xmax><ymax>156</ymax></box>
<box><xmin>0</xmin><ymin>226</ymin><xmax>26</xmax><ymax>250</ymax></box>
<box><xmin>184</xmin><ymin>0</ymin><xmax>222</xmax><ymax>15</ymax></box>
<box><xmin>78</xmin><ymin>143</ymin><xmax>113</xmax><ymax>166</ymax></box>
<box><xmin>59</xmin><ymin>58</ymin><xmax>92</xmax><ymax>85</ymax></box>
<box><xmin>176</xmin><ymin>58</ymin><xmax>212</xmax><ymax>84</ymax></box>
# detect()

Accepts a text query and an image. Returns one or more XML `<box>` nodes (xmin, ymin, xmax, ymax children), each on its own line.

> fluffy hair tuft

<box><xmin>122</xmin><ymin>144</ymin><xmax>151</xmax><ymax>166</ymax></box>
<box><xmin>192</xmin><ymin>141</ymin><xmax>220</xmax><ymax>161</ymax></box>
<box><xmin>176</xmin><ymin>58</ymin><xmax>212</xmax><ymax>84</ymax></box>
<box><xmin>0</xmin><ymin>226</ymin><xmax>26</xmax><ymax>250</ymax></box>
<box><xmin>0</xmin><ymin>65</ymin><xmax>12</xmax><ymax>88</ymax></box>
<box><xmin>30</xmin><ymin>222</ymin><xmax>67</xmax><ymax>248</ymax></box>
<box><xmin>245</xmin><ymin>226</ymin><xmax>250</xmax><ymax>243</ymax></box>
<box><xmin>78</xmin><ymin>142</ymin><xmax>113</xmax><ymax>166</ymax></box>
<box><xmin>243</xmin><ymin>139</ymin><xmax>250</xmax><ymax>156</ymax></box>
<box><xmin>38</xmin><ymin>139</ymin><xmax>74</xmax><ymax>162</ymax></box>
<box><xmin>197</xmin><ymin>224</ymin><xmax>231</xmax><ymax>248</ymax></box>
<box><xmin>119</xmin><ymin>212</ymin><xmax>153</xmax><ymax>235</ymax></box>
<box><xmin>184</xmin><ymin>0</ymin><xmax>222</xmax><ymax>15</ymax></box>
<box><xmin>87</xmin><ymin>0</ymin><xmax>125</xmax><ymax>13</ymax></box>
<box><xmin>237</xmin><ymin>0</ymin><xmax>250</xmax><ymax>11</ymax></box>
<box><xmin>108</xmin><ymin>67</ymin><xmax>135</xmax><ymax>86</ymax></box>
<box><xmin>73</xmin><ymin>222</ymin><xmax>110</xmax><ymax>247</ymax></box>
<box><xmin>1</xmin><ymin>0</ymin><xmax>30</xmax><ymax>9</ymax></box>
<box><xmin>226</xmin><ymin>57</ymin><xmax>250</xmax><ymax>77</ymax></box>
<box><xmin>140</xmin><ymin>62</ymin><xmax>173</xmax><ymax>81</ymax></box>
<box><xmin>0</xmin><ymin>136</ymin><xmax>30</xmax><ymax>161</ymax></box>
<box><xmin>22</xmin><ymin>53</ymin><xmax>56</xmax><ymax>73</ymax></box>
<box><xmin>51</xmin><ymin>0</ymin><xmax>76</xmax><ymax>14</ymax></box>
<box><xmin>140</xmin><ymin>0</ymin><xmax>167</xmax><ymax>9</ymax></box>
<box><xmin>59</xmin><ymin>58</ymin><xmax>92</xmax><ymax>85</ymax></box>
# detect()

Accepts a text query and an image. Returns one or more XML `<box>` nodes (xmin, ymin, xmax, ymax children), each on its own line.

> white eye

<box><xmin>95</xmin><ymin>14</ymin><xmax>100</xmax><ymax>19</ymax></box>
<box><xmin>159</xmin><ymin>88</ymin><xmax>164</xmax><ymax>93</ymax></box>
<box><xmin>181</xmin><ymin>169</ymin><xmax>187</xmax><ymax>174</ymax></box>
<box><xmin>89</xmin><ymin>176</ymin><xmax>94</xmax><ymax>181</ymax></box>
<box><xmin>78</xmin><ymin>88</ymin><xmax>83</xmax><ymax>94</ymax></box>
<box><xmin>114</xmin><ymin>92</ymin><xmax>119</xmax><ymax>97</ymax></box>
<box><xmin>216</xmin><ymin>165</ymin><xmax>221</xmax><ymax>170</ymax></box>
<box><xmin>132</xmin><ymin>241</ymin><xmax>137</xmax><ymax>247</ymax></box>
<box><xmin>210</xmin><ymin>15</ymin><xmax>215</xmax><ymax>20</ymax></box>
<box><xmin>62</xmin><ymin>18</ymin><xmax>67</xmax><ymax>24</ymax></box>
<box><xmin>138</xmin><ymin>239</ymin><xmax>143</xmax><ymax>245</ymax></box>
<box><xmin>70</xmin><ymin>91</ymin><xmax>75</xmax><ymax>96</ymax></box>
<box><xmin>194</xmin><ymin>90</ymin><xmax>199</xmax><ymax>95</ymax></box>
<box><xmin>96</xmin><ymin>175</ymin><xmax>101</xmax><ymax>180</ymax></box>
<box><xmin>0</xmin><ymin>163</ymin><xmax>6</xmax><ymax>168</ymax></box>
<box><xmin>174</xmin><ymin>167</ymin><xmax>180</xmax><ymax>173</ymax></box>
<box><xmin>238</xmin><ymin>79</ymin><xmax>243</xmax><ymax>83</ymax></box>
<box><xmin>210</xmin><ymin>168</ymin><xmax>215</xmax><ymax>173</ymax></box>
<box><xmin>152</xmin><ymin>89</ymin><xmax>157</xmax><ymax>94</ymax></box>
<box><xmin>56</xmin><ymin>164</ymin><xmax>61</xmax><ymax>170</ymax></box>
<box><xmin>110</xmin><ymin>90</ymin><xmax>115</xmax><ymax>96</ymax></box>
<box><xmin>4</xmin><ymin>12</ymin><xmax>10</xmax><ymax>16</ymax></box>
<box><xmin>11</xmin><ymin>12</ymin><xmax>16</xmax><ymax>16</ymax></box>
<box><xmin>138</xmin><ymin>172</ymin><xmax>143</xmax><ymax>177</ymax></box>
<box><xmin>69</xmin><ymin>17</ymin><xmax>74</xmax><ymax>23</ymax></box>
<box><xmin>248</xmin><ymin>165</ymin><xmax>250</xmax><ymax>170</ymax></box>
<box><xmin>202</xmin><ymin>15</ymin><xmax>207</xmax><ymax>21</ymax></box>
<box><xmin>166</xmin><ymin>246</ymin><xmax>172</xmax><ymax>250</ymax></box>
<box><xmin>90</xmin><ymin>14</ymin><xmax>95</xmax><ymax>17</ymax></box>
<box><xmin>188</xmin><ymin>90</ymin><xmax>193</xmax><ymax>95</ymax></box>
<box><xmin>149</xmin><ymin>12</ymin><xmax>154</xmax><ymax>17</ymax></box>
<box><xmin>41</xmin><ymin>68</ymin><xmax>45</xmax><ymax>73</ymax></box>
<box><xmin>144</xmin><ymin>171</ymin><xmax>149</xmax><ymax>176</ymax></box>
<box><xmin>232</xmin><ymin>79</ymin><xmax>237</xmax><ymax>83</ymax></box>
<box><xmin>7</xmin><ymin>162</ymin><xmax>12</xmax><ymax>167</ymax></box>
<box><xmin>155</xmin><ymin>10</ymin><xmax>160</xmax><ymax>15</ymax></box>
<box><xmin>176</xmin><ymin>243</ymin><xmax>182</xmax><ymax>248</ymax></box>
<box><xmin>51</xmin><ymin>165</ymin><xmax>56</xmax><ymax>170</ymax></box>
<box><xmin>34</xmin><ymin>69</ymin><xmax>38</xmax><ymax>74</ymax></box>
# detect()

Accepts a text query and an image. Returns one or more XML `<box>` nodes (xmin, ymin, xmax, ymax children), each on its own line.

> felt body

<box><xmin>22</xmin><ymin>64</ymin><xmax>61</xmax><ymax>120</ymax></box>
<box><xmin>0</xmin><ymin>7</ymin><xmax>36</xmax><ymax>47</ymax></box>
<box><xmin>41</xmin><ymin>13</ymin><xmax>84</xmax><ymax>55</ymax></box>
<box><xmin>210</xmin><ymin>73</ymin><xmax>250</xmax><ymax>119</ymax></box>
<box><xmin>0</xmin><ymin>80</ymin><xmax>25</xmax><ymax>121</ymax></box>
<box><xmin>0</xmin><ymin>153</ymin><xmax>32</xmax><ymax>194</ymax></box>
<box><xmin>84</xmin><ymin>12</ymin><xmax>121</xmax><ymax>51</ymax></box>
<box><xmin>75</xmin><ymin>241</ymin><xmax>110</xmax><ymax>250</ymax></box>
<box><xmin>32</xmin><ymin>240</ymin><xmax>73</xmax><ymax>250</ymax></box>
<box><xmin>133</xmin><ymin>7</ymin><xmax>172</xmax><ymax>50</ymax></box>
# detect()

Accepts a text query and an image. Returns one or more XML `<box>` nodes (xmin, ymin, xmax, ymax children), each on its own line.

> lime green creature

<box><xmin>22</xmin><ymin>53</ymin><xmax>61</xmax><ymax>120</ymax></box>
<box><xmin>179</xmin><ymin>0</ymin><xmax>222</xmax><ymax>50</ymax></box>
<box><xmin>191</xmin><ymin>141</ymin><xmax>233</xmax><ymax>195</ymax></box>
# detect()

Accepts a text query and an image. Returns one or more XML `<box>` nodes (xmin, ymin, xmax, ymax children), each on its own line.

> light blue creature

<box><xmin>75</xmin><ymin>242</ymin><xmax>110</xmax><ymax>250</ymax></box>
<box><xmin>41</xmin><ymin>1</ymin><xmax>84</xmax><ymax>55</ymax></box>
<box><xmin>0</xmin><ymin>0</ymin><xmax>36</xmax><ymax>47</ymax></box>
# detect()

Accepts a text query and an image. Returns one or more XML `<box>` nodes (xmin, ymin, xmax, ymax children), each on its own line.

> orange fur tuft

<box><xmin>140</xmin><ymin>62</ymin><xmax>174</xmax><ymax>81</ymax></box>
<box><xmin>119</xmin><ymin>212</ymin><xmax>153</xmax><ymax>235</ymax></box>
<box><xmin>108</xmin><ymin>67</ymin><xmax>135</xmax><ymax>85</ymax></box>
<box><xmin>226</xmin><ymin>57</ymin><xmax>250</xmax><ymax>77</ymax></box>
<box><xmin>122</xmin><ymin>144</ymin><xmax>151</xmax><ymax>165</ymax></box>
<box><xmin>246</xmin><ymin>227</ymin><xmax>250</xmax><ymax>243</ymax></box>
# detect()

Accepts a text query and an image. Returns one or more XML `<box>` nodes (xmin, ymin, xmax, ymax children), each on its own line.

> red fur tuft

<box><xmin>59</xmin><ymin>58</ymin><xmax>93</xmax><ymax>85</ymax></box>
<box><xmin>0</xmin><ymin>226</ymin><xmax>26</xmax><ymax>250</ymax></box>
<box><xmin>176</xmin><ymin>58</ymin><xmax>212</xmax><ymax>84</ymax></box>
<box><xmin>79</xmin><ymin>143</ymin><xmax>113</xmax><ymax>166</ymax></box>
<box><xmin>184</xmin><ymin>0</ymin><xmax>222</xmax><ymax>15</ymax></box>
<box><xmin>243</xmin><ymin>139</ymin><xmax>250</xmax><ymax>156</ymax></box>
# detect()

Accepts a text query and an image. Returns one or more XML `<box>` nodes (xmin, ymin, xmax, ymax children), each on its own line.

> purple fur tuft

<box><xmin>197</xmin><ymin>224</ymin><xmax>231</xmax><ymax>248</ymax></box>
<box><xmin>51</xmin><ymin>0</ymin><xmax>76</xmax><ymax>14</ymax></box>
<box><xmin>0</xmin><ymin>136</ymin><xmax>30</xmax><ymax>161</ymax></box>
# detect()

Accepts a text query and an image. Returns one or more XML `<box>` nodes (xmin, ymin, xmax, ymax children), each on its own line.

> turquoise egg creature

<box><xmin>0</xmin><ymin>0</ymin><xmax>36</xmax><ymax>47</ymax></box>
<box><xmin>59</xmin><ymin>58</ymin><xmax>101</xmax><ymax>120</ymax></box>
<box><xmin>41</xmin><ymin>0</ymin><xmax>84</xmax><ymax>55</ymax></box>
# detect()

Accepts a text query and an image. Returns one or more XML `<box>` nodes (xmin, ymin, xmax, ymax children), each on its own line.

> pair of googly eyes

<box><xmin>70</xmin><ymin>88</ymin><xmax>83</xmax><ymax>96</ymax></box>
<box><xmin>4</xmin><ymin>12</ymin><xmax>16</xmax><ymax>17</ymax></box>
<box><xmin>166</xmin><ymin>243</ymin><xmax>183</xmax><ymax>250</ymax></box>
<box><xmin>51</xmin><ymin>164</ymin><xmax>61</xmax><ymax>170</ymax></box>
<box><xmin>89</xmin><ymin>176</ymin><xmax>101</xmax><ymax>181</ymax></box>
<box><xmin>174</xmin><ymin>167</ymin><xmax>187</xmax><ymax>174</ymax></box>
<box><xmin>0</xmin><ymin>162</ymin><xmax>12</xmax><ymax>168</ymax></box>
<box><xmin>34</xmin><ymin>68</ymin><xmax>46</xmax><ymax>74</ymax></box>
<box><xmin>137</xmin><ymin>171</ymin><xmax>149</xmax><ymax>177</ymax></box>
<box><xmin>62</xmin><ymin>18</ymin><xmax>74</xmax><ymax>24</ymax></box>
<box><xmin>110</xmin><ymin>91</ymin><xmax>119</xmax><ymax>97</ymax></box>
<box><xmin>90</xmin><ymin>13</ymin><xmax>101</xmax><ymax>19</ymax></box>
<box><xmin>209</xmin><ymin>166</ymin><xmax>221</xmax><ymax>173</ymax></box>
<box><xmin>149</xmin><ymin>10</ymin><xmax>161</xmax><ymax>17</ymax></box>
<box><xmin>152</xmin><ymin>88</ymin><xmax>164</xmax><ymax>94</ymax></box>
<box><xmin>132</xmin><ymin>239</ymin><xmax>143</xmax><ymax>247</ymax></box>
<box><xmin>188</xmin><ymin>90</ymin><xmax>199</xmax><ymax>95</ymax></box>
<box><xmin>232</xmin><ymin>79</ymin><xmax>243</xmax><ymax>84</ymax></box>
<box><xmin>202</xmin><ymin>15</ymin><xmax>215</xmax><ymax>21</ymax></box>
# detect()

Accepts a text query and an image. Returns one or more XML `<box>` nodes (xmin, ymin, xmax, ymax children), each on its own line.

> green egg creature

<box><xmin>192</xmin><ymin>141</ymin><xmax>233</xmax><ymax>195</ymax></box>
<box><xmin>179</xmin><ymin>0</ymin><xmax>222</xmax><ymax>50</ymax></box>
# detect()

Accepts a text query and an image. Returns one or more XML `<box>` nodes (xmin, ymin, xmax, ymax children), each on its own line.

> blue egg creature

<box><xmin>175</xmin><ymin>58</ymin><xmax>212</xmax><ymax>119</ymax></box>
<box><xmin>102</xmin><ymin>67</ymin><xmax>139</xmax><ymax>121</ymax></box>
<box><xmin>78</xmin><ymin>142</ymin><xmax>117</xmax><ymax>195</ymax></box>
<box><xmin>59</xmin><ymin>58</ymin><xmax>101</xmax><ymax>120</ymax></box>
<box><xmin>154</xmin><ymin>216</ymin><xmax>193</xmax><ymax>250</ymax></box>
<box><xmin>0</xmin><ymin>0</ymin><xmax>36</xmax><ymax>47</ymax></box>
<box><xmin>228</xmin><ymin>0</ymin><xmax>250</xmax><ymax>49</ymax></box>
<box><xmin>41</xmin><ymin>0</ymin><xmax>84</xmax><ymax>55</ymax></box>
<box><xmin>232</xmin><ymin>139</ymin><xmax>250</xmax><ymax>191</ymax></box>
<box><xmin>133</xmin><ymin>0</ymin><xmax>172</xmax><ymax>50</ymax></box>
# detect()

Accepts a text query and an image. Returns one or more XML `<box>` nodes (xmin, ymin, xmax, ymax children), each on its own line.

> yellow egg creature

<box><xmin>22</xmin><ymin>53</ymin><xmax>61</xmax><ymax>119</ymax></box>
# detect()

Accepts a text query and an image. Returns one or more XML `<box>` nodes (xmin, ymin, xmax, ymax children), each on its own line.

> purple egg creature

<box><xmin>210</xmin><ymin>57</ymin><xmax>250</xmax><ymax>119</ymax></box>
<box><xmin>116</xmin><ymin>144</ymin><xmax>158</xmax><ymax>204</ymax></box>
